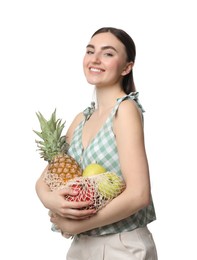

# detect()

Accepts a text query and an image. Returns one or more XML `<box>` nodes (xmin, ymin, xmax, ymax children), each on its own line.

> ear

<box><xmin>121</xmin><ymin>62</ymin><xmax>134</xmax><ymax>76</ymax></box>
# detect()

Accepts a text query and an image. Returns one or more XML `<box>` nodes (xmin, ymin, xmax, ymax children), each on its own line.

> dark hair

<box><xmin>92</xmin><ymin>27</ymin><xmax>136</xmax><ymax>94</ymax></box>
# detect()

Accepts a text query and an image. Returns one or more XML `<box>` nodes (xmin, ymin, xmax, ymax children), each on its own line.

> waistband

<box><xmin>75</xmin><ymin>226</ymin><xmax>150</xmax><ymax>240</ymax></box>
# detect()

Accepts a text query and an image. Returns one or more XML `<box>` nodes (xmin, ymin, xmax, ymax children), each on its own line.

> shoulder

<box><xmin>113</xmin><ymin>99</ymin><xmax>143</xmax><ymax>135</ymax></box>
<box><xmin>116</xmin><ymin>98</ymin><xmax>142</xmax><ymax>122</ymax></box>
<box><xmin>66</xmin><ymin>112</ymin><xmax>84</xmax><ymax>144</ymax></box>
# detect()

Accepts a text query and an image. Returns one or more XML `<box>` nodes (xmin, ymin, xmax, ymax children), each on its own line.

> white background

<box><xmin>0</xmin><ymin>0</ymin><xmax>196</xmax><ymax>259</ymax></box>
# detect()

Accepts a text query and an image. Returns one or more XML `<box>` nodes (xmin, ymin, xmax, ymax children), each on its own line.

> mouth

<box><xmin>89</xmin><ymin>67</ymin><xmax>105</xmax><ymax>73</ymax></box>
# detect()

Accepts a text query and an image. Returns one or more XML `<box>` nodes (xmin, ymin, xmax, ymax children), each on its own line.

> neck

<box><xmin>94</xmin><ymin>86</ymin><xmax>125</xmax><ymax>113</ymax></box>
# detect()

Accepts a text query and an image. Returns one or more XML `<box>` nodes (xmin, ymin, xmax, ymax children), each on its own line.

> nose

<box><xmin>91</xmin><ymin>52</ymin><xmax>101</xmax><ymax>64</ymax></box>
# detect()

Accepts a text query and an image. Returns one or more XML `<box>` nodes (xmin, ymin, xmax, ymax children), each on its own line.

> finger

<box><xmin>59</xmin><ymin>187</ymin><xmax>78</xmax><ymax>196</ymax></box>
<box><xmin>57</xmin><ymin>207</ymin><xmax>97</xmax><ymax>219</ymax></box>
<box><xmin>67</xmin><ymin>201</ymin><xmax>95</xmax><ymax>209</ymax></box>
<box><xmin>67</xmin><ymin>208</ymin><xmax>97</xmax><ymax>218</ymax></box>
<box><xmin>55</xmin><ymin>214</ymin><xmax>92</xmax><ymax>220</ymax></box>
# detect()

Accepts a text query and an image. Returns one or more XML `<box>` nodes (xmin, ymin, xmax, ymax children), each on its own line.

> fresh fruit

<box><xmin>98</xmin><ymin>172</ymin><xmax>125</xmax><ymax>199</ymax></box>
<box><xmin>34</xmin><ymin>109</ymin><xmax>82</xmax><ymax>189</ymax></box>
<box><xmin>65</xmin><ymin>179</ymin><xmax>96</xmax><ymax>209</ymax></box>
<box><xmin>83</xmin><ymin>163</ymin><xmax>106</xmax><ymax>177</ymax></box>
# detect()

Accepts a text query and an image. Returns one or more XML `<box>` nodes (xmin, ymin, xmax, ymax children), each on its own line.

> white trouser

<box><xmin>66</xmin><ymin>226</ymin><xmax>158</xmax><ymax>260</ymax></box>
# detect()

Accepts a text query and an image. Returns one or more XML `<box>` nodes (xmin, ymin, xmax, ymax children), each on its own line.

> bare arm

<box><xmin>51</xmin><ymin>100</ymin><xmax>151</xmax><ymax>233</ymax></box>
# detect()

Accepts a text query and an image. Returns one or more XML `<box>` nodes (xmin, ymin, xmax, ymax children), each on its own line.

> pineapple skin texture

<box><xmin>48</xmin><ymin>154</ymin><xmax>83</xmax><ymax>183</ymax></box>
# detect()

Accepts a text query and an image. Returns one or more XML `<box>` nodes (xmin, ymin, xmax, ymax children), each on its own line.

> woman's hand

<box><xmin>50</xmin><ymin>212</ymin><xmax>89</xmax><ymax>236</ymax></box>
<box><xmin>46</xmin><ymin>187</ymin><xmax>97</xmax><ymax>219</ymax></box>
<box><xmin>36</xmin><ymin>169</ymin><xmax>97</xmax><ymax>220</ymax></box>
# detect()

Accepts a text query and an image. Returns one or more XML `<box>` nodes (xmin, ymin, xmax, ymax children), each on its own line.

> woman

<box><xmin>36</xmin><ymin>27</ymin><xmax>158</xmax><ymax>259</ymax></box>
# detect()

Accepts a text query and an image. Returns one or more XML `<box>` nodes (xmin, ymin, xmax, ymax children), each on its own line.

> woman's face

<box><xmin>83</xmin><ymin>32</ymin><xmax>131</xmax><ymax>88</ymax></box>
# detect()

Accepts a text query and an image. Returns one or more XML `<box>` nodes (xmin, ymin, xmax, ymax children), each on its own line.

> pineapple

<box><xmin>34</xmin><ymin>109</ymin><xmax>82</xmax><ymax>190</ymax></box>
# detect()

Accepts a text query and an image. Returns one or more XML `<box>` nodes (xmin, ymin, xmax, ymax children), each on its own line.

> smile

<box><xmin>89</xmin><ymin>67</ymin><xmax>104</xmax><ymax>72</ymax></box>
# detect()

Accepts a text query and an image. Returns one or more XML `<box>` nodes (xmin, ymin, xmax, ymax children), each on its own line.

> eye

<box><xmin>104</xmin><ymin>52</ymin><xmax>114</xmax><ymax>57</ymax></box>
<box><xmin>86</xmin><ymin>49</ymin><xmax>94</xmax><ymax>55</ymax></box>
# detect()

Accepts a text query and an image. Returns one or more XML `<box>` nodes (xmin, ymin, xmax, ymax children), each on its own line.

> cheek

<box><xmin>83</xmin><ymin>57</ymin><xmax>88</xmax><ymax>73</ymax></box>
<box><xmin>83</xmin><ymin>56</ymin><xmax>87</xmax><ymax>68</ymax></box>
<box><xmin>108</xmin><ymin>60</ymin><xmax>125</xmax><ymax>74</ymax></box>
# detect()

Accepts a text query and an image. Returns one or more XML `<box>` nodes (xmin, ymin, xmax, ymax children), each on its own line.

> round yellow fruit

<box><xmin>98</xmin><ymin>172</ymin><xmax>124</xmax><ymax>199</ymax></box>
<box><xmin>83</xmin><ymin>163</ymin><xmax>106</xmax><ymax>177</ymax></box>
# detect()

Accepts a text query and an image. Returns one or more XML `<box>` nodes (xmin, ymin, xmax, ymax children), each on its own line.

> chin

<box><xmin>87</xmin><ymin>79</ymin><xmax>101</xmax><ymax>86</ymax></box>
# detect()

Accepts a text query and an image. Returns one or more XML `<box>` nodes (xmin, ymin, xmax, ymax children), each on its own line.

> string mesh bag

<box><xmin>45</xmin><ymin>171</ymin><xmax>126</xmax><ymax>238</ymax></box>
<box><xmin>64</xmin><ymin>172</ymin><xmax>125</xmax><ymax>208</ymax></box>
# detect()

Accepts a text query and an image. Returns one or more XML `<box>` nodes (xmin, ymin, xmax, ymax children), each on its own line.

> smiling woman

<box><xmin>35</xmin><ymin>27</ymin><xmax>158</xmax><ymax>260</ymax></box>
<box><xmin>83</xmin><ymin>29</ymin><xmax>135</xmax><ymax>91</ymax></box>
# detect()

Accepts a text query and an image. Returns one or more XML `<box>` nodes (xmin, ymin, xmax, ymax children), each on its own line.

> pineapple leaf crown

<box><xmin>33</xmin><ymin>109</ymin><xmax>69</xmax><ymax>162</ymax></box>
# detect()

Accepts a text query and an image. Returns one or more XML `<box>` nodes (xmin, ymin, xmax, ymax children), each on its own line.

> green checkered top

<box><xmin>68</xmin><ymin>92</ymin><xmax>156</xmax><ymax>236</ymax></box>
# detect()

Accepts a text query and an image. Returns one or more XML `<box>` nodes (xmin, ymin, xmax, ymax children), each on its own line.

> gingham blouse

<box><xmin>68</xmin><ymin>92</ymin><xmax>156</xmax><ymax>236</ymax></box>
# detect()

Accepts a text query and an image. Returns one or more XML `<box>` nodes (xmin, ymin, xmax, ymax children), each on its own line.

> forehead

<box><xmin>88</xmin><ymin>32</ymin><xmax>125</xmax><ymax>51</ymax></box>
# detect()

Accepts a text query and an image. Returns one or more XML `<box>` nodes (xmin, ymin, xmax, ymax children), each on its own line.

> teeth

<box><xmin>90</xmin><ymin>68</ymin><xmax>102</xmax><ymax>72</ymax></box>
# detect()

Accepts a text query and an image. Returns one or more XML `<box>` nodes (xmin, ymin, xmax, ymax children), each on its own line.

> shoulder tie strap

<box><xmin>110</xmin><ymin>91</ymin><xmax>145</xmax><ymax>118</ymax></box>
<box><xmin>83</xmin><ymin>102</ymin><xmax>96</xmax><ymax>121</ymax></box>
<box><xmin>116</xmin><ymin>92</ymin><xmax>145</xmax><ymax>112</ymax></box>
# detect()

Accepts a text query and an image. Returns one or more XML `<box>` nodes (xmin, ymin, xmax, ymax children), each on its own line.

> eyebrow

<box><xmin>86</xmin><ymin>44</ymin><xmax>118</xmax><ymax>53</ymax></box>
